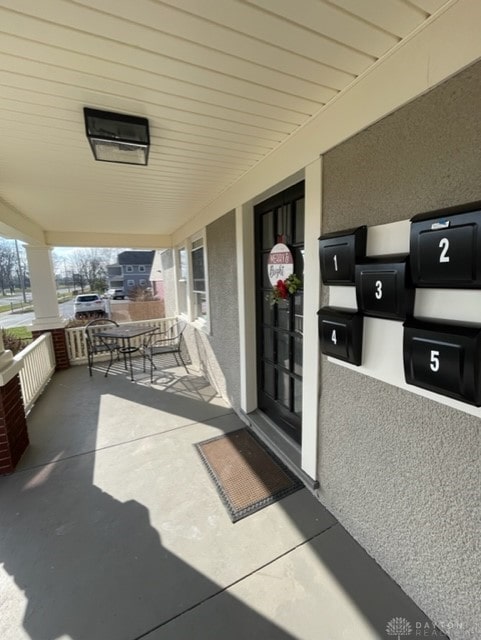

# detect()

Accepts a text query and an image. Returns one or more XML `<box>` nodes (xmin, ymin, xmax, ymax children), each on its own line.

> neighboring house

<box><xmin>107</xmin><ymin>250</ymin><xmax>155</xmax><ymax>294</ymax></box>
<box><xmin>106</xmin><ymin>263</ymin><xmax>123</xmax><ymax>291</ymax></box>
<box><xmin>149</xmin><ymin>251</ymin><xmax>164</xmax><ymax>300</ymax></box>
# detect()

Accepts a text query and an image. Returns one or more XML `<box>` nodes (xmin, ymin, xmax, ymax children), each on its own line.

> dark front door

<box><xmin>255</xmin><ymin>181</ymin><xmax>304</xmax><ymax>445</ymax></box>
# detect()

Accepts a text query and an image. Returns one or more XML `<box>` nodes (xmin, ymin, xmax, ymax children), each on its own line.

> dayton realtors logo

<box><xmin>386</xmin><ymin>616</ymin><xmax>461</xmax><ymax>638</ymax></box>
<box><xmin>386</xmin><ymin>617</ymin><xmax>412</xmax><ymax>639</ymax></box>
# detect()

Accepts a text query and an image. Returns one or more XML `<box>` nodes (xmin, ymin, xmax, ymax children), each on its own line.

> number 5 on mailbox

<box><xmin>403</xmin><ymin>319</ymin><xmax>481</xmax><ymax>405</ymax></box>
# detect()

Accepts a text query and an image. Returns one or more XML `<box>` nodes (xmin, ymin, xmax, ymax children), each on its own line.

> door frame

<box><xmin>235</xmin><ymin>160</ymin><xmax>321</xmax><ymax>480</ymax></box>
<box><xmin>254</xmin><ymin>181</ymin><xmax>305</xmax><ymax>444</ymax></box>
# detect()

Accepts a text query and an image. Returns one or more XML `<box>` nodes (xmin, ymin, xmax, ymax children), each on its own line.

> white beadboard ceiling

<box><xmin>0</xmin><ymin>0</ymin><xmax>451</xmax><ymax>246</ymax></box>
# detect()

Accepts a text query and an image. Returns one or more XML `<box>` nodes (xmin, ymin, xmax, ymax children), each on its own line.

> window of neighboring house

<box><xmin>127</xmin><ymin>279</ymin><xmax>135</xmax><ymax>287</ymax></box>
<box><xmin>139</xmin><ymin>279</ymin><xmax>146</xmax><ymax>286</ymax></box>
<box><xmin>191</xmin><ymin>236</ymin><xmax>208</xmax><ymax>324</ymax></box>
<box><xmin>125</xmin><ymin>265</ymin><xmax>133</xmax><ymax>273</ymax></box>
<box><xmin>138</xmin><ymin>265</ymin><xmax>146</xmax><ymax>273</ymax></box>
<box><xmin>176</xmin><ymin>247</ymin><xmax>188</xmax><ymax>316</ymax></box>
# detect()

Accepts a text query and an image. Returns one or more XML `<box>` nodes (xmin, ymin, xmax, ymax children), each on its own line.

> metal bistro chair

<box><xmin>84</xmin><ymin>318</ymin><xmax>121</xmax><ymax>377</ymax></box>
<box><xmin>142</xmin><ymin>321</ymin><xmax>187</xmax><ymax>382</ymax></box>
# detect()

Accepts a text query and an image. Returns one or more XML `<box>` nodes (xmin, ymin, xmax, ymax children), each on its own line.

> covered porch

<box><xmin>0</xmin><ymin>362</ymin><xmax>441</xmax><ymax>640</ymax></box>
<box><xmin>0</xmin><ymin>1</ymin><xmax>480</xmax><ymax>637</ymax></box>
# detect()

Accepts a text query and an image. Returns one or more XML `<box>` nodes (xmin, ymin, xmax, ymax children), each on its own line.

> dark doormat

<box><xmin>196</xmin><ymin>428</ymin><xmax>303</xmax><ymax>523</ymax></box>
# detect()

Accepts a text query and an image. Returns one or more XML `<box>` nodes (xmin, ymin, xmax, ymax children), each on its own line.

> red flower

<box><xmin>269</xmin><ymin>273</ymin><xmax>301</xmax><ymax>305</ymax></box>
<box><xmin>277</xmin><ymin>279</ymin><xmax>288</xmax><ymax>299</ymax></box>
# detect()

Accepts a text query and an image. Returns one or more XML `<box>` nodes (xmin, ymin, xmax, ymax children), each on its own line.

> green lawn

<box><xmin>3</xmin><ymin>326</ymin><xmax>32</xmax><ymax>340</ymax></box>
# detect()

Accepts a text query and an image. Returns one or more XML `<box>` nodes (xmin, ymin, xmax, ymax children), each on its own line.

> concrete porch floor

<box><xmin>0</xmin><ymin>359</ymin><xmax>445</xmax><ymax>640</ymax></box>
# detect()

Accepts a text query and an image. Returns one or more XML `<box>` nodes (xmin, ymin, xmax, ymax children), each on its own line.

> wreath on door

<box><xmin>266</xmin><ymin>243</ymin><xmax>302</xmax><ymax>305</ymax></box>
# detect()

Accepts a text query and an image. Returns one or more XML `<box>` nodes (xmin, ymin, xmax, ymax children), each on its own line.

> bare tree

<box><xmin>65</xmin><ymin>248</ymin><xmax>129</xmax><ymax>292</ymax></box>
<box><xmin>68</xmin><ymin>249</ymin><xmax>107</xmax><ymax>292</ymax></box>
<box><xmin>0</xmin><ymin>240</ymin><xmax>17</xmax><ymax>295</ymax></box>
<box><xmin>52</xmin><ymin>247</ymin><xmax>131</xmax><ymax>293</ymax></box>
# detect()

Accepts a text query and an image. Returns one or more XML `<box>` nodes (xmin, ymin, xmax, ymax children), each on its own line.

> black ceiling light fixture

<box><xmin>83</xmin><ymin>107</ymin><xmax>150</xmax><ymax>166</ymax></box>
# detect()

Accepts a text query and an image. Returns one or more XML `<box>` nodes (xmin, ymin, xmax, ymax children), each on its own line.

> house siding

<box><xmin>319</xmin><ymin>60</ymin><xmax>481</xmax><ymax>639</ymax></box>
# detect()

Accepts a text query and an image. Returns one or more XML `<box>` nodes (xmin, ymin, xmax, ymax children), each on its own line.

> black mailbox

<box><xmin>355</xmin><ymin>255</ymin><xmax>414</xmax><ymax>321</ymax></box>
<box><xmin>410</xmin><ymin>201</ymin><xmax>481</xmax><ymax>287</ymax></box>
<box><xmin>403</xmin><ymin>319</ymin><xmax>481</xmax><ymax>405</ymax></box>
<box><xmin>317</xmin><ymin>306</ymin><xmax>363</xmax><ymax>365</ymax></box>
<box><xmin>319</xmin><ymin>226</ymin><xmax>367</xmax><ymax>285</ymax></box>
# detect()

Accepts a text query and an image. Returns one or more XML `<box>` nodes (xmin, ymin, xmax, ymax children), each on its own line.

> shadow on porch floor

<box><xmin>0</xmin><ymin>362</ymin><xmax>445</xmax><ymax>640</ymax></box>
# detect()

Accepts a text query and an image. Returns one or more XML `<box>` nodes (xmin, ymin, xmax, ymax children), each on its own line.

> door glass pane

<box><xmin>263</xmin><ymin>295</ymin><xmax>274</xmax><ymax>325</ymax></box>
<box><xmin>294</xmin><ymin>247</ymin><xmax>305</xmax><ymax>280</ymax></box>
<box><xmin>262</xmin><ymin>211</ymin><xmax>274</xmax><ymax>249</ymax></box>
<box><xmin>262</xmin><ymin>253</ymin><xmax>271</xmax><ymax>287</ymax></box>
<box><xmin>277</xmin><ymin>301</ymin><xmax>290</xmax><ymax>330</ymax></box>
<box><xmin>263</xmin><ymin>328</ymin><xmax>274</xmax><ymax>362</ymax></box>
<box><xmin>294</xmin><ymin>378</ymin><xmax>302</xmax><ymax>417</ymax></box>
<box><xmin>276</xmin><ymin>206</ymin><xmax>284</xmax><ymax>237</ymax></box>
<box><xmin>294</xmin><ymin>293</ymin><xmax>303</xmax><ymax>334</ymax></box>
<box><xmin>263</xmin><ymin>363</ymin><xmax>275</xmax><ymax>398</ymax></box>
<box><xmin>277</xmin><ymin>332</ymin><xmax>290</xmax><ymax>369</ymax></box>
<box><xmin>295</xmin><ymin>198</ymin><xmax>305</xmax><ymax>243</ymax></box>
<box><xmin>294</xmin><ymin>335</ymin><xmax>303</xmax><ymax>376</ymax></box>
<box><xmin>277</xmin><ymin>206</ymin><xmax>291</xmax><ymax>244</ymax></box>
<box><xmin>277</xmin><ymin>371</ymin><xmax>291</xmax><ymax>409</ymax></box>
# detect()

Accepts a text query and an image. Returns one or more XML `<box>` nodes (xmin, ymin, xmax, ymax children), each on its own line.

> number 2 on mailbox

<box><xmin>410</xmin><ymin>205</ymin><xmax>481</xmax><ymax>287</ymax></box>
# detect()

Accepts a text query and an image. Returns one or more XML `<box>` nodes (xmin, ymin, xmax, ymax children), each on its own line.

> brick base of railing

<box><xmin>0</xmin><ymin>375</ymin><xmax>29</xmax><ymax>475</ymax></box>
<box><xmin>32</xmin><ymin>328</ymin><xmax>70</xmax><ymax>370</ymax></box>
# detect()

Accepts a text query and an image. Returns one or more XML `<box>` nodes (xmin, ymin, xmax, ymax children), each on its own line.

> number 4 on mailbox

<box><xmin>317</xmin><ymin>307</ymin><xmax>363</xmax><ymax>366</ymax></box>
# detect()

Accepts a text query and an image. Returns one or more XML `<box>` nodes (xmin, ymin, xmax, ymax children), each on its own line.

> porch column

<box><xmin>0</xmin><ymin>332</ymin><xmax>28</xmax><ymax>475</ymax></box>
<box><xmin>25</xmin><ymin>245</ymin><xmax>70</xmax><ymax>370</ymax></box>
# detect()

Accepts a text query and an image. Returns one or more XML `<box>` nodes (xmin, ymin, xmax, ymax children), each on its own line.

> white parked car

<box><xmin>106</xmin><ymin>288</ymin><xmax>126</xmax><ymax>300</ymax></box>
<box><xmin>74</xmin><ymin>294</ymin><xmax>107</xmax><ymax>319</ymax></box>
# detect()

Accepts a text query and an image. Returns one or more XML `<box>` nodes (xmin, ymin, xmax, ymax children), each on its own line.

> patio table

<box><xmin>96</xmin><ymin>324</ymin><xmax>156</xmax><ymax>381</ymax></box>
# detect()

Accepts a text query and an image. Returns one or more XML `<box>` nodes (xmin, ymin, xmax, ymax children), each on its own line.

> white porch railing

<box><xmin>15</xmin><ymin>332</ymin><xmax>56</xmax><ymax>414</ymax></box>
<box><xmin>65</xmin><ymin>317</ymin><xmax>178</xmax><ymax>365</ymax></box>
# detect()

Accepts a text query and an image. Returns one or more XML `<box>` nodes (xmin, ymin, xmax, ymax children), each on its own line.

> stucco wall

<box><xmin>202</xmin><ymin>210</ymin><xmax>240</xmax><ymax>410</ymax></box>
<box><xmin>160</xmin><ymin>213</ymin><xmax>240</xmax><ymax>410</ymax></box>
<box><xmin>320</xmin><ymin>61</ymin><xmax>481</xmax><ymax>639</ymax></box>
